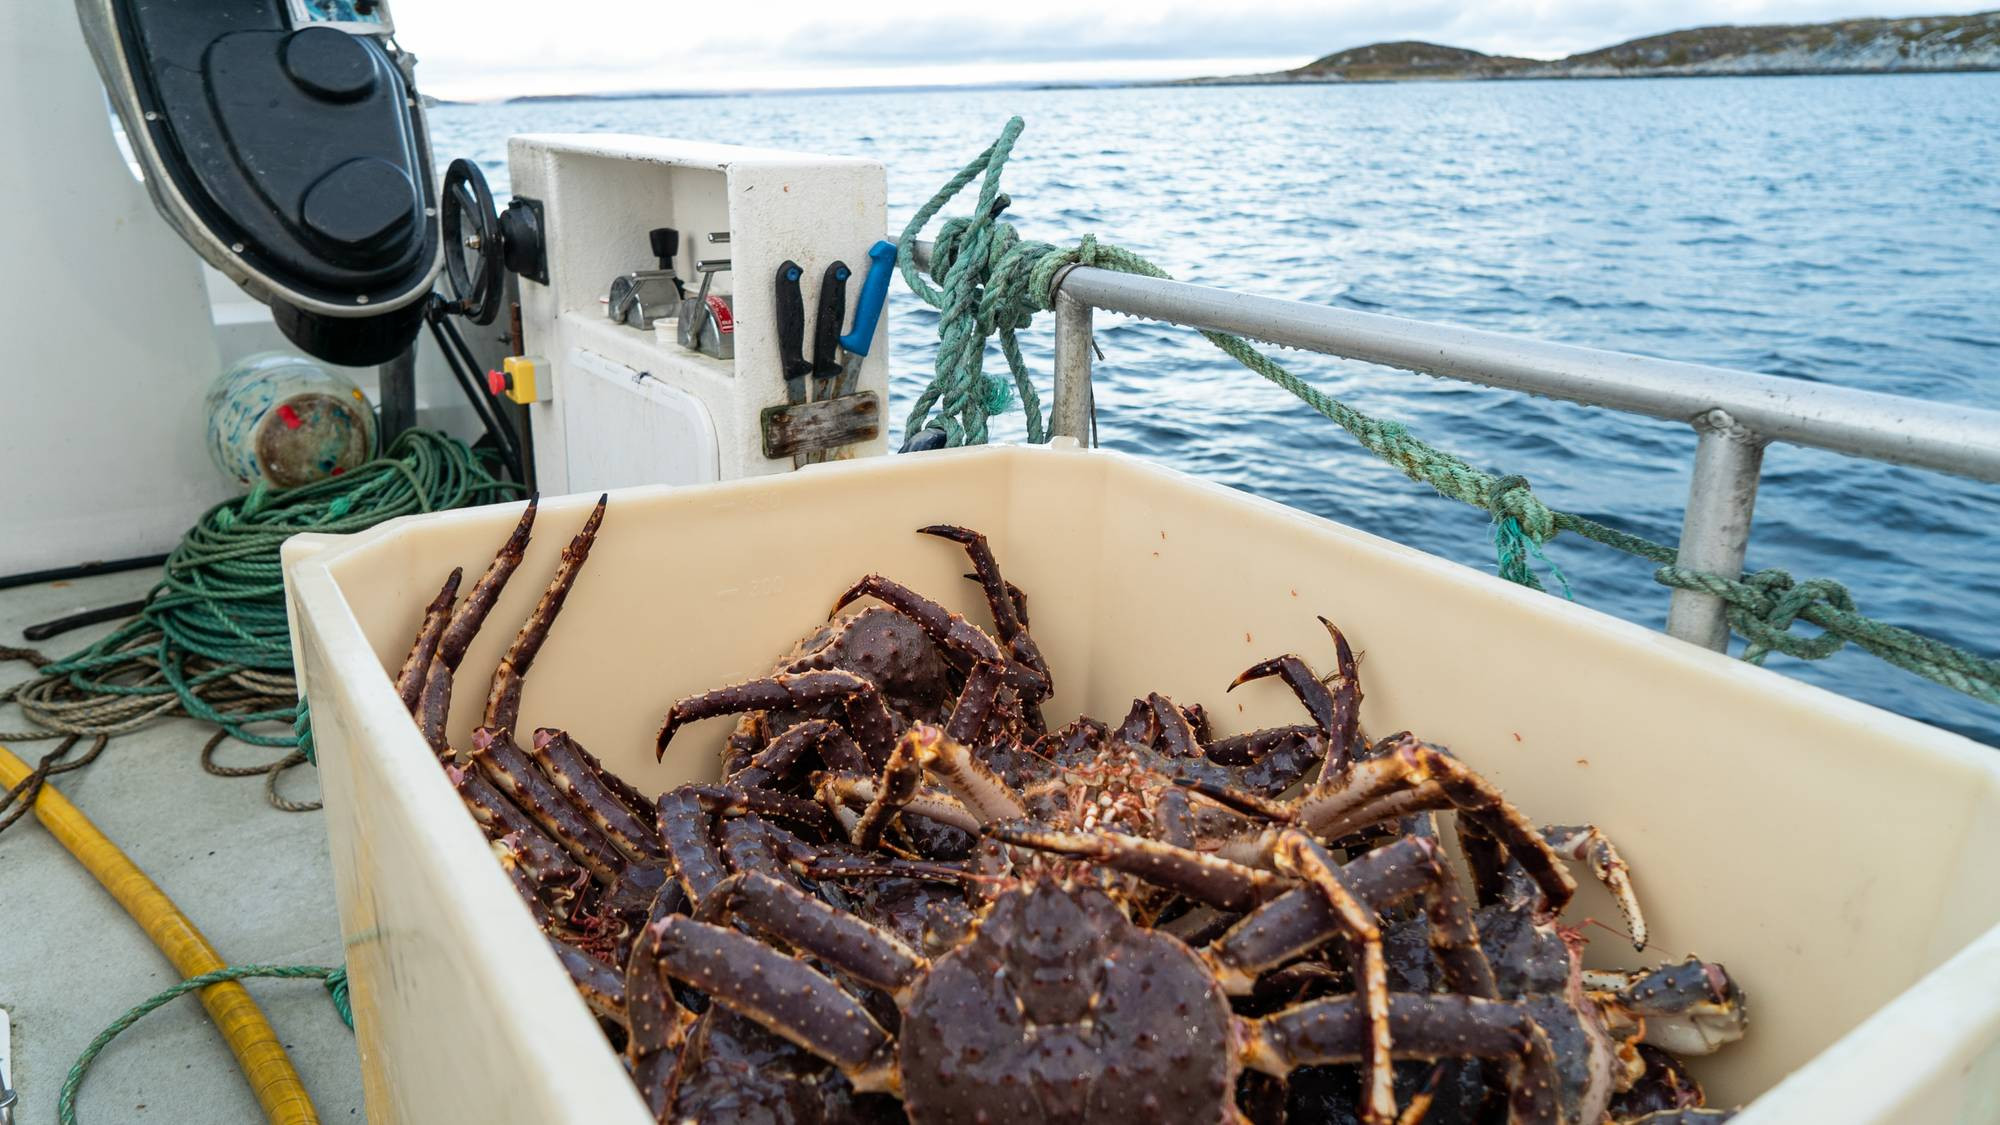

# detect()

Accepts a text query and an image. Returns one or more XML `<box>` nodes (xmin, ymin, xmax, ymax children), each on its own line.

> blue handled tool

<box><xmin>833</xmin><ymin>240</ymin><xmax>897</xmax><ymax>395</ymax></box>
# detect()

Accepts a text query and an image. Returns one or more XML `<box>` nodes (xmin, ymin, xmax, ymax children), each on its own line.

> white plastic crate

<box><xmin>283</xmin><ymin>443</ymin><xmax>2000</xmax><ymax>1124</ymax></box>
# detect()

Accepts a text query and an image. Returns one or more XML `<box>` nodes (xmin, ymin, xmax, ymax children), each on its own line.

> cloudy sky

<box><xmin>395</xmin><ymin>1</ymin><xmax>1979</xmax><ymax>100</ymax></box>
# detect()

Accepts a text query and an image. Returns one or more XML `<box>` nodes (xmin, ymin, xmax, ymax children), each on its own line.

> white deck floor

<box><xmin>1</xmin><ymin>568</ymin><xmax>364</xmax><ymax>1122</ymax></box>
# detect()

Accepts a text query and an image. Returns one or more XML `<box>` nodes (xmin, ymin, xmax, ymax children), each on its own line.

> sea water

<box><xmin>431</xmin><ymin>73</ymin><xmax>2000</xmax><ymax>744</ymax></box>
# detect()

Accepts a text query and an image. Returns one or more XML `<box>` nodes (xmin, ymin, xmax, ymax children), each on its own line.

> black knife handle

<box><xmin>774</xmin><ymin>260</ymin><xmax>811</xmax><ymax>385</ymax></box>
<box><xmin>812</xmin><ymin>261</ymin><xmax>851</xmax><ymax>386</ymax></box>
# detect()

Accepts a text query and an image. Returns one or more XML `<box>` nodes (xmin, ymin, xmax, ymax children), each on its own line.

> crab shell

<box><xmin>721</xmin><ymin>606</ymin><xmax>959</xmax><ymax>776</ymax></box>
<box><xmin>897</xmin><ymin>881</ymin><xmax>1239</xmax><ymax>1124</ymax></box>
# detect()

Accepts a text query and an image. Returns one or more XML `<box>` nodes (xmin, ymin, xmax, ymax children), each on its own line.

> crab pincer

<box><xmin>1227</xmin><ymin>615</ymin><xmax>1361</xmax><ymax>778</ymax></box>
<box><xmin>917</xmin><ymin>523</ymin><xmax>1053</xmax><ymax>694</ymax></box>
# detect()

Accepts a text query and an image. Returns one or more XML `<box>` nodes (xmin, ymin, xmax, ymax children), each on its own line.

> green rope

<box><xmin>4</xmin><ymin>430</ymin><xmax>520</xmax><ymax>760</ymax></box>
<box><xmin>59</xmin><ymin>964</ymin><xmax>350</xmax><ymax>1125</ymax></box>
<box><xmin>898</xmin><ymin>117</ymin><xmax>2000</xmax><ymax>707</ymax></box>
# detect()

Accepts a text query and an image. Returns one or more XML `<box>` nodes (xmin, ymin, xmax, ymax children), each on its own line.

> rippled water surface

<box><xmin>431</xmin><ymin>75</ymin><xmax>2000</xmax><ymax>744</ymax></box>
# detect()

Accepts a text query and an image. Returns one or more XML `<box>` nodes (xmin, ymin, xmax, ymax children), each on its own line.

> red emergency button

<box><xmin>487</xmin><ymin>368</ymin><xmax>507</xmax><ymax>395</ymax></box>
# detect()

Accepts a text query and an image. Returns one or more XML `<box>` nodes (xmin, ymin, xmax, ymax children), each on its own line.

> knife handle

<box><xmin>838</xmin><ymin>240</ymin><xmax>897</xmax><ymax>357</ymax></box>
<box><xmin>774</xmin><ymin>260</ymin><xmax>811</xmax><ymax>384</ymax></box>
<box><xmin>812</xmin><ymin>261</ymin><xmax>851</xmax><ymax>383</ymax></box>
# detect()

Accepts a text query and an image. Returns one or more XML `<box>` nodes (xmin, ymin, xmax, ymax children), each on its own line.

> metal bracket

<box><xmin>760</xmin><ymin>392</ymin><xmax>882</xmax><ymax>460</ymax></box>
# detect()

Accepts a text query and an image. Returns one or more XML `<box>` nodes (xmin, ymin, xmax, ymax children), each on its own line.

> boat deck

<box><xmin>1</xmin><ymin>568</ymin><xmax>364</xmax><ymax>1122</ymax></box>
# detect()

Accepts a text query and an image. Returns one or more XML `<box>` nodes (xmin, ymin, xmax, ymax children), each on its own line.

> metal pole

<box><xmin>1051</xmin><ymin>284</ymin><xmax>1095</xmax><ymax>445</ymax></box>
<box><xmin>1665</xmin><ymin>410</ymin><xmax>1767</xmax><ymax>651</ymax></box>
<box><xmin>378</xmin><ymin>343</ymin><xmax>418</xmax><ymax>442</ymax></box>
<box><xmin>1055</xmin><ymin>268</ymin><xmax>2000</xmax><ymax>483</ymax></box>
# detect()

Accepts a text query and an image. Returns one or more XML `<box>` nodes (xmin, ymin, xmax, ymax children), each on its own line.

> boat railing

<box><xmin>915</xmin><ymin>240</ymin><xmax>2000</xmax><ymax>653</ymax></box>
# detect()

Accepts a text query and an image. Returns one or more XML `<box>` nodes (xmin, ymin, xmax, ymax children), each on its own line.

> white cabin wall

<box><xmin>0</xmin><ymin>0</ymin><xmax>230</xmax><ymax>575</ymax></box>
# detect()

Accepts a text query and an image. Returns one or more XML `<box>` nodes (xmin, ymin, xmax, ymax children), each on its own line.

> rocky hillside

<box><xmin>1187</xmin><ymin>9</ymin><xmax>2000</xmax><ymax>83</ymax></box>
<box><xmin>1550</xmin><ymin>10</ymin><xmax>2000</xmax><ymax>76</ymax></box>
<box><xmin>1289</xmin><ymin>41</ymin><xmax>1531</xmax><ymax>80</ymax></box>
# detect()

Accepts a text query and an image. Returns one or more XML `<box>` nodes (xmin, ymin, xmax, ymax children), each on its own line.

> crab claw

<box><xmin>656</xmin><ymin>670</ymin><xmax>898</xmax><ymax>764</ymax></box>
<box><xmin>1587</xmin><ymin>958</ymin><xmax>1748</xmax><ymax>1057</ymax></box>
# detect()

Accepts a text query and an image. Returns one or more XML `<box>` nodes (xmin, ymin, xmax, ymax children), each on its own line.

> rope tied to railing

<box><xmin>897</xmin><ymin>116</ymin><xmax>2000</xmax><ymax>708</ymax></box>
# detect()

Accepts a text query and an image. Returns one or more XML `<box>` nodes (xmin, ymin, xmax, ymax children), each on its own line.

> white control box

<box><xmin>507</xmin><ymin>135</ymin><xmax>890</xmax><ymax>493</ymax></box>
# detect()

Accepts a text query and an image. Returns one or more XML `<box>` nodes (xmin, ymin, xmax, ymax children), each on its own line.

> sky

<box><xmin>393</xmin><ymin>1</ymin><xmax>1985</xmax><ymax>100</ymax></box>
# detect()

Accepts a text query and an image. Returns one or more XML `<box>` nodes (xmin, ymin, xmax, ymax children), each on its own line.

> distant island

<box><xmin>1184</xmin><ymin>9</ymin><xmax>2000</xmax><ymax>85</ymax></box>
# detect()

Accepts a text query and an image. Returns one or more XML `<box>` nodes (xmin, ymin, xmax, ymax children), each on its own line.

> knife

<box><xmin>833</xmin><ymin>240</ymin><xmax>897</xmax><ymax>396</ymax></box>
<box><xmin>810</xmin><ymin>260</ymin><xmax>851</xmax><ymax>404</ymax></box>
<box><xmin>774</xmin><ymin>260</ymin><xmax>811</xmax><ymax>466</ymax></box>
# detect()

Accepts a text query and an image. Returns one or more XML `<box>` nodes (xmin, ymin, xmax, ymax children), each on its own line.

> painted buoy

<box><xmin>206</xmin><ymin>352</ymin><xmax>376</xmax><ymax>489</ymax></box>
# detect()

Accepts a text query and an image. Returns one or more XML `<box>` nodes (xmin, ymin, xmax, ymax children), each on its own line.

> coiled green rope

<box><xmin>898</xmin><ymin>117</ymin><xmax>2000</xmax><ymax>707</ymax></box>
<box><xmin>1</xmin><ymin>429</ymin><xmax>520</xmax><ymax>791</ymax></box>
<box><xmin>59</xmin><ymin>965</ymin><xmax>350</xmax><ymax>1125</ymax></box>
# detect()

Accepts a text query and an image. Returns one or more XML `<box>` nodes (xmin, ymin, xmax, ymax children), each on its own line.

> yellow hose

<box><xmin>0</xmin><ymin>744</ymin><xmax>320</xmax><ymax>1125</ymax></box>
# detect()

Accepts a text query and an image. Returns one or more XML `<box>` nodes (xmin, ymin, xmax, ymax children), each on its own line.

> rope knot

<box><xmin>1732</xmin><ymin>568</ymin><xmax>1855</xmax><ymax>664</ymax></box>
<box><xmin>324</xmin><ymin>965</ymin><xmax>353</xmax><ymax>1029</ymax></box>
<box><xmin>1486</xmin><ymin>474</ymin><xmax>1556</xmax><ymax>543</ymax></box>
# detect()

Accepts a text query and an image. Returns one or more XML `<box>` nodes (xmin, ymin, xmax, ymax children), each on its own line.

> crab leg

<box><xmin>816</xmin><ymin>772</ymin><xmax>983</xmax><ymax>837</ymax></box>
<box><xmin>1544</xmin><ymin>823</ymin><xmax>1648</xmax><ymax>951</ymax></box>
<box><xmin>1585</xmin><ymin>957</ymin><xmax>1748</xmax><ymax>1056</ymax></box>
<box><xmin>714</xmin><ymin>814</ymin><xmax>823</xmax><ymax>892</ymax></box>
<box><xmin>1204</xmin><ymin>723</ymin><xmax>1317</xmax><ymax>766</ymax></box>
<box><xmin>917</xmin><ymin>524</ymin><xmax>1053</xmax><ymax>703</ymax></box>
<box><xmin>895</xmin><ymin>724</ymin><xmax>1027</xmax><ymax>825</ymax></box>
<box><xmin>1246</xmin><ymin>993</ymin><xmax>1563</xmax><ymax>1125</ymax></box>
<box><xmin>652</xmin><ymin>917</ymin><xmax>893</xmax><ymax>1084</ymax></box>
<box><xmin>1296</xmin><ymin>739</ymin><xmax>1576</xmax><ymax>917</ymax></box>
<box><xmin>850</xmin><ymin>730</ymin><xmax>925</xmax><ymax>850</ymax></box>
<box><xmin>657</xmin><ymin>670</ymin><xmax>900</xmax><ymax>766</ymax></box>
<box><xmin>681</xmin><ymin>781</ymin><xmax>839</xmax><ymax>839</ymax></box>
<box><xmin>1231</xmin><ymin>617</ymin><xmax>1362</xmax><ymax>782</ymax></box>
<box><xmin>468</xmin><ymin>727</ymin><xmax>627</xmax><ymax>881</ymax></box>
<box><xmin>804</xmin><ymin>854</ymin><xmax>983</xmax><ymax>885</ymax></box>
<box><xmin>549</xmin><ymin>936</ymin><xmax>626</xmax><ymax>1022</ymax></box>
<box><xmin>489</xmin><ymin>834</ymin><xmax>564</xmax><ymax>932</ymax></box>
<box><xmin>531</xmin><ymin>729</ymin><xmax>663</xmax><ymax>864</ymax></box>
<box><xmin>1158</xmin><ymin>785</ymin><xmax>1197</xmax><ymax>848</ymax></box>
<box><xmin>627</xmin><ymin>892</ymin><xmax>697</xmax><ymax>1122</ymax></box>
<box><xmin>1272</xmin><ymin>830</ymin><xmax>1396</xmax><ymax>1125</ymax></box>
<box><xmin>1409</xmin><ymin>816</ymin><xmax>1499</xmax><ymax>999</ymax></box>
<box><xmin>485</xmin><ymin>496</ymin><xmax>606</xmax><ymax>737</ymax></box>
<box><xmin>728</xmin><ymin>718</ymin><xmax>869</xmax><ymax>791</ymax></box>
<box><xmin>1203</xmin><ymin>837</ymin><xmax>1440</xmax><ymax>989</ymax></box>
<box><xmin>987</xmin><ymin>822</ymin><xmax>1290</xmax><ymax>912</ymax></box>
<box><xmin>418</xmin><ymin>499</ymin><xmax>537</xmax><ymax>754</ymax></box>
<box><xmin>1148</xmin><ymin>693</ymin><xmax>1205</xmax><ymax>758</ymax></box>
<box><xmin>565</xmin><ymin>728</ymin><xmax>656</xmax><ymax>828</ymax></box>
<box><xmin>705</xmin><ymin>872</ymin><xmax>928</xmax><ymax>995</ymax></box>
<box><xmin>450</xmin><ymin>766</ymin><xmax>587</xmax><ymax>910</ymax></box>
<box><xmin>657</xmin><ymin>786</ymin><xmax>729</xmax><ymax>906</ymax></box>
<box><xmin>841</xmin><ymin>666</ymin><xmax>1006</xmax><ymax>850</ymax></box>
<box><xmin>395</xmin><ymin>568</ymin><xmax>461</xmax><ymax>712</ymax></box>
<box><xmin>1458</xmin><ymin>815</ymin><xmax>1511</xmax><ymax>907</ymax></box>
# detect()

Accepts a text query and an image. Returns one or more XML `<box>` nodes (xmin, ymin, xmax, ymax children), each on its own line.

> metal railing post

<box><xmin>1051</xmin><ymin>284</ymin><xmax>1095</xmax><ymax>445</ymax></box>
<box><xmin>1665</xmin><ymin>410</ymin><xmax>1768</xmax><ymax>651</ymax></box>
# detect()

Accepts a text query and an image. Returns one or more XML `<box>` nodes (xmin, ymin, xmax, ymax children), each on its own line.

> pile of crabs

<box><xmin>392</xmin><ymin>497</ymin><xmax>1749</xmax><ymax>1125</ymax></box>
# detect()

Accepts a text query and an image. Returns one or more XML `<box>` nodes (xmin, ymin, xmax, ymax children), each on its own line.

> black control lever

<box><xmin>650</xmin><ymin>227</ymin><xmax>686</xmax><ymax>298</ymax></box>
